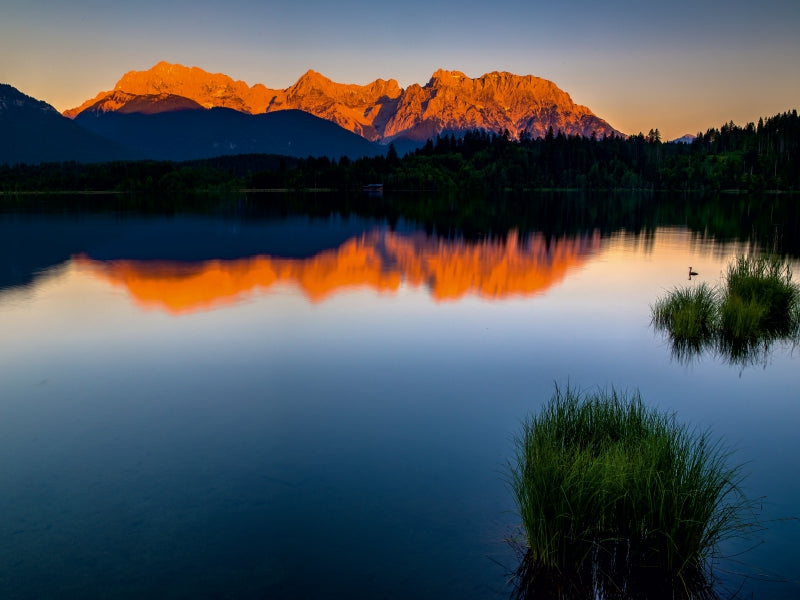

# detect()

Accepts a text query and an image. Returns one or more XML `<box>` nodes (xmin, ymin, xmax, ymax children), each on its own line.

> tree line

<box><xmin>1</xmin><ymin>110</ymin><xmax>798</xmax><ymax>194</ymax></box>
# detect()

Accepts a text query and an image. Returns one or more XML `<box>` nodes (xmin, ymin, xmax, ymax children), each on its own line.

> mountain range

<box><xmin>66</xmin><ymin>61</ymin><xmax>621</xmax><ymax>143</ymax></box>
<box><xmin>2</xmin><ymin>62</ymin><xmax>622</xmax><ymax>165</ymax></box>
<box><xmin>1</xmin><ymin>84</ymin><xmax>383</xmax><ymax>164</ymax></box>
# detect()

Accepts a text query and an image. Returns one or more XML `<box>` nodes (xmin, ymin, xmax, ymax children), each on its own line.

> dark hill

<box><xmin>74</xmin><ymin>107</ymin><xmax>384</xmax><ymax>161</ymax></box>
<box><xmin>98</xmin><ymin>92</ymin><xmax>206</xmax><ymax>115</ymax></box>
<box><xmin>0</xmin><ymin>84</ymin><xmax>130</xmax><ymax>164</ymax></box>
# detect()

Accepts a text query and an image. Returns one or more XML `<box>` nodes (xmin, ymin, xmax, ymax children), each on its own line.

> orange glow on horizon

<box><xmin>74</xmin><ymin>230</ymin><xmax>601</xmax><ymax>315</ymax></box>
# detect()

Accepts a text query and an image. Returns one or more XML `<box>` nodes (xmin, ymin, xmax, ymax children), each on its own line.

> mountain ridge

<box><xmin>0</xmin><ymin>83</ymin><xmax>130</xmax><ymax>164</ymax></box>
<box><xmin>64</xmin><ymin>62</ymin><xmax>621</xmax><ymax>142</ymax></box>
<box><xmin>73</xmin><ymin>107</ymin><xmax>384</xmax><ymax>161</ymax></box>
<box><xmin>1</xmin><ymin>82</ymin><xmax>384</xmax><ymax>164</ymax></box>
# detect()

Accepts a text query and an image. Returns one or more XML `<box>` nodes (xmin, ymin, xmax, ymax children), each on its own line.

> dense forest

<box><xmin>1</xmin><ymin>110</ymin><xmax>798</xmax><ymax>194</ymax></box>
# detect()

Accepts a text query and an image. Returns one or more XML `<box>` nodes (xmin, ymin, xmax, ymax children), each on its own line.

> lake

<box><xmin>0</xmin><ymin>193</ymin><xmax>798</xmax><ymax>599</ymax></box>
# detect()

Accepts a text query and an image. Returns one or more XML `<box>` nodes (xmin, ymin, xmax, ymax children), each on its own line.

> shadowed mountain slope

<box><xmin>74</xmin><ymin>106</ymin><xmax>383</xmax><ymax>161</ymax></box>
<box><xmin>0</xmin><ymin>84</ymin><xmax>129</xmax><ymax>164</ymax></box>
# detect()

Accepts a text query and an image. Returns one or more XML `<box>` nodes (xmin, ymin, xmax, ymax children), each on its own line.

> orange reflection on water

<box><xmin>385</xmin><ymin>230</ymin><xmax>598</xmax><ymax>301</ymax></box>
<box><xmin>74</xmin><ymin>230</ymin><xmax>600</xmax><ymax>314</ymax></box>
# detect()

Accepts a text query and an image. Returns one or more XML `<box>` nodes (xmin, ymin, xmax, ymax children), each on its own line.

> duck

<box><xmin>688</xmin><ymin>267</ymin><xmax>698</xmax><ymax>279</ymax></box>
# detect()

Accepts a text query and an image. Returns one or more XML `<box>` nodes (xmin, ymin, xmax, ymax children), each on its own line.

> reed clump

<box><xmin>509</xmin><ymin>385</ymin><xmax>750</xmax><ymax>597</ymax></box>
<box><xmin>651</xmin><ymin>282</ymin><xmax>718</xmax><ymax>341</ymax></box>
<box><xmin>651</xmin><ymin>255</ymin><xmax>800</xmax><ymax>365</ymax></box>
<box><xmin>719</xmin><ymin>254</ymin><xmax>798</xmax><ymax>338</ymax></box>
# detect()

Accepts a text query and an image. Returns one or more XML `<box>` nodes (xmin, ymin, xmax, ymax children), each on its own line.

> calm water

<box><xmin>0</xmin><ymin>200</ymin><xmax>798</xmax><ymax>599</ymax></box>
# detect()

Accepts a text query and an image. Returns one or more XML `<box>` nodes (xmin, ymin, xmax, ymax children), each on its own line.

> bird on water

<box><xmin>689</xmin><ymin>267</ymin><xmax>698</xmax><ymax>279</ymax></box>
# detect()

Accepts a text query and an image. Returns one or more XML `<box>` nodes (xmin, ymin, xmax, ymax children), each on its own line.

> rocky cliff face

<box><xmin>64</xmin><ymin>62</ymin><xmax>280</xmax><ymax>117</ymax></box>
<box><xmin>266</xmin><ymin>70</ymin><xmax>402</xmax><ymax>141</ymax></box>
<box><xmin>383</xmin><ymin>69</ymin><xmax>618</xmax><ymax>140</ymax></box>
<box><xmin>64</xmin><ymin>62</ymin><xmax>620</xmax><ymax>142</ymax></box>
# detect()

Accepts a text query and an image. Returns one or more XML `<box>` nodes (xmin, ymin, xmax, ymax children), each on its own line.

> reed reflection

<box><xmin>75</xmin><ymin>229</ymin><xmax>600</xmax><ymax>314</ymax></box>
<box><xmin>508</xmin><ymin>549</ymin><xmax>720</xmax><ymax>600</ymax></box>
<box><xmin>659</xmin><ymin>327</ymin><xmax>800</xmax><ymax>370</ymax></box>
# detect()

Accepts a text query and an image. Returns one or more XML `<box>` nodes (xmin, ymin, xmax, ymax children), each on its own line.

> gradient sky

<box><xmin>2</xmin><ymin>0</ymin><xmax>798</xmax><ymax>140</ymax></box>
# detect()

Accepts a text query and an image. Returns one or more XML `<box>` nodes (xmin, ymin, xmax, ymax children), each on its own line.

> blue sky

<box><xmin>2</xmin><ymin>0</ymin><xmax>798</xmax><ymax>140</ymax></box>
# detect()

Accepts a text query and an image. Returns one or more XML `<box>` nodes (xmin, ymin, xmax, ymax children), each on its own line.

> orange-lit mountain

<box><xmin>74</xmin><ymin>230</ymin><xmax>600</xmax><ymax>315</ymax></box>
<box><xmin>64</xmin><ymin>62</ymin><xmax>279</xmax><ymax>117</ymax></box>
<box><xmin>64</xmin><ymin>62</ymin><xmax>620</xmax><ymax>142</ymax></box>
<box><xmin>267</xmin><ymin>70</ymin><xmax>403</xmax><ymax>142</ymax></box>
<box><xmin>381</xmin><ymin>69</ymin><xmax>618</xmax><ymax>141</ymax></box>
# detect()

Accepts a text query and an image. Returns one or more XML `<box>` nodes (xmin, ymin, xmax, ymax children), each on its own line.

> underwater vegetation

<box><xmin>508</xmin><ymin>385</ymin><xmax>753</xmax><ymax>599</ymax></box>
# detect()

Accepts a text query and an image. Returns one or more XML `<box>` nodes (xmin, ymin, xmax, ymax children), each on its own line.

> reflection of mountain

<box><xmin>0</xmin><ymin>213</ymin><xmax>376</xmax><ymax>293</ymax></box>
<box><xmin>75</xmin><ymin>230</ymin><xmax>600</xmax><ymax>314</ymax></box>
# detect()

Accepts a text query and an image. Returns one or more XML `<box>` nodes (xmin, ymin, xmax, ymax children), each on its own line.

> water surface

<box><xmin>0</xmin><ymin>204</ymin><xmax>798</xmax><ymax>599</ymax></box>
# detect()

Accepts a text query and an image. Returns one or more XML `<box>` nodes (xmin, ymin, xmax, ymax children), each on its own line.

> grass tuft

<box><xmin>719</xmin><ymin>254</ymin><xmax>798</xmax><ymax>338</ymax></box>
<box><xmin>508</xmin><ymin>384</ymin><xmax>751</xmax><ymax>597</ymax></box>
<box><xmin>651</xmin><ymin>282</ymin><xmax>718</xmax><ymax>341</ymax></box>
<box><xmin>651</xmin><ymin>255</ymin><xmax>800</xmax><ymax>366</ymax></box>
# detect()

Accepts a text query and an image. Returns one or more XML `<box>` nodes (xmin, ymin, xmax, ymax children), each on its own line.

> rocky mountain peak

<box><xmin>63</xmin><ymin>63</ymin><xmax>621</xmax><ymax>142</ymax></box>
<box><xmin>428</xmin><ymin>69</ymin><xmax>469</xmax><ymax>84</ymax></box>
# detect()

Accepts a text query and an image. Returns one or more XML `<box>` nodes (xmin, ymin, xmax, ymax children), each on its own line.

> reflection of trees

<box><xmin>241</xmin><ymin>190</ymin><xmax>800</xmax><ymax>257</ymax></box>
<box><xmin>2</xmin><ymin>188</ymin><xmax>799</xmax><ymax>257</ymax></box>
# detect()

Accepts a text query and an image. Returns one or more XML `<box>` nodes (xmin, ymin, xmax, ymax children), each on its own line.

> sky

<box><xmin>1</xmin><ymin>0</ymin><xmax>798</xmax><ymax>140</ymax></box>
